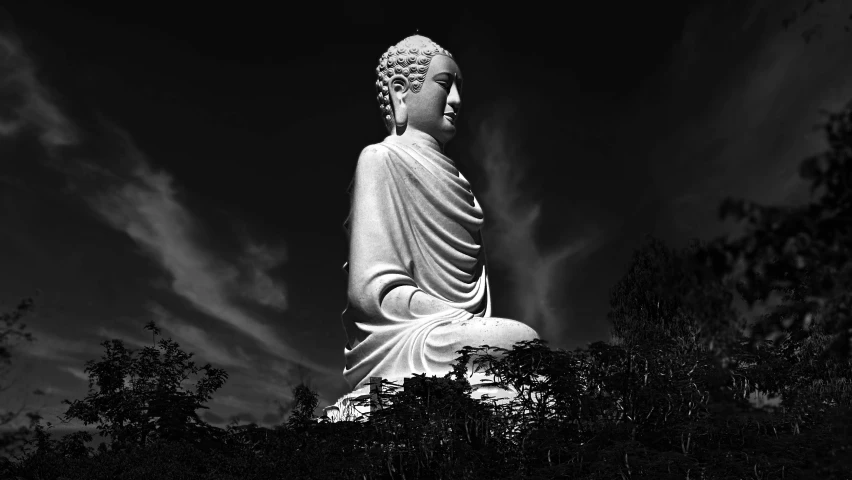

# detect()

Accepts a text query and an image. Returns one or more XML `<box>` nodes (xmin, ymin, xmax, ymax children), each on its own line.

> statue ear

<box><xmin>389</xmin><ymin>75</ymin><xmax>409</xmax><ymax>133</ymax></box>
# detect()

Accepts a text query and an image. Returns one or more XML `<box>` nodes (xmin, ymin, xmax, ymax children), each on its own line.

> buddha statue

<box><xmin>336</xmin><ymin>35</ymin><xmax>539</xmax><ymax>409</ymax></box>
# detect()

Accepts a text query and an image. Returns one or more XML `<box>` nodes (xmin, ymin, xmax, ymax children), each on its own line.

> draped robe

<box><xmin>341</xmin><ymin>135</ymin><xmax>494</xmax><ymax>390</ymax></box>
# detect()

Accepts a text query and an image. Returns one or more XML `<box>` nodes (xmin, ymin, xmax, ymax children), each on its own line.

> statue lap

<box><xmin>426</xmin><ymin>317</ymin><xmax>539</xmax><ymax>378</ymax></box>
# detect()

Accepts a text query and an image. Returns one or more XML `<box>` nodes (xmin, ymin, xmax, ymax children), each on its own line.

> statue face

<box><xmin>403</xmin><ymin>55</ymin><xmax>463</xmax><ymax>146</ymax></box>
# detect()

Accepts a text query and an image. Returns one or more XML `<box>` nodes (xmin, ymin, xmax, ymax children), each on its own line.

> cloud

<box><xmin>262</xmin><ymin>411</ymin><xmax>283</xmax><ymax>424</ymax></box>
<box><xmin>96</xmin><ymin>312</ymin><xmax>254</xmax><ymax>372</ymax></box>
<box><xmin>0</xmin><ymin>399</ymin><xmax>68</xmax><ymax>430</ymax></box>
<box><xmin>657</xmin><ymin>0</ymin><xmax>852</xmax><ymax>243</ymax></box>
<box><xmin>0</xmin><ymin>34</ymin><xmax>77</xmax><ymax>151</ymax></box>
<box><xmin>32</xmin><ymin>385</ymin><xmax>71</xmax><ymax>397</ymax></box>
<box><xmin>95</xmin><ymin>327</ymin><xmax>151</xmax><ymax>349</ymax></box>
<box><xmin>239</xmin><ymin>242</ymin><xmax>288</xmax><ymax>311</ymax></box>
<box><xmin>0</xmin><ymin>30</ymin><xmax>335</xmax><ymax>383</ymax></box>
<box><xmin>148</xmin><ymin>304</ymin><xmax>253</xmax><ymax>369</ymax></box>
<box><xmin>227</xmin><ymin>412</ymin><xmax>257</xmax><ymax>425</ymax></box>
<box><xmin>59</xmin><ymin>365</ymin><xmax>89</xmax><ymax>382</ymax></box>
<box><xmin>20</xmin><ymin>327</ymin><xmax>101</xmax><ymax>364</ymax></box>
<box><xmin>87</xmin><ymin>144</ymin><xmax>333</xmax><ymax>374</ymax></box>
<box><xmin>213</xmin><ymin>394</ymin><xmax>258</xmax><ymax>411</ymax></box>
<box><xmin>470</xmin><ymin>104</ymin><xmax>604</xmax><ymax>342</ymax></box>
<box><xmin>202</xmin><ymin>410</ymin><xmax>225</xmax><ymax>425</ymax></box>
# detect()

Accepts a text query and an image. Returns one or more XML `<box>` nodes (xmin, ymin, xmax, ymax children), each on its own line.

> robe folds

<box><xmin>342</xmin><ymin>135</ymin><xmax>492</xmax><ymax>390</ymax></box>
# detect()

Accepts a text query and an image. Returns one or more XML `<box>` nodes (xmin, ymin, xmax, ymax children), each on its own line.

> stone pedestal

<box><xmin>322</xmin><ymin>375</ymin><xmax>518</xmax><ymax>423</ymax></box>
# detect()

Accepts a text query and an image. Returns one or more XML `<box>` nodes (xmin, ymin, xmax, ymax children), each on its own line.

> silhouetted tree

<box><xmin>59</xmin><ymin>321</ymin><xmax>229</xmax><ymax>452</ymax></box>
<box><xmin>782</xmin><ymin>0</ymin><xmax>852</xmax><ymax>43</ymax></box>
<box><xmin>700</xmin><ymin>99</ymin><xmax>852</xmax><ymax>358</ymax></box>
<box><xmin>0</xmin><ymin>297</ymin><xmax>41</xmax><ymax>461</ymax></box>
<box><xmin>608</xmin><ymin>235</ymin><xmax>742</xmax><ymax>353</ymax></box>
<box><xmin>286</xmin><ymin>384</ymin><xmax>319</xmax><ymax>433</ymax></box>
<box><xmin>2</xmin><ymin>335</ymin><xmax>851</xmax><ymax>478</ymax></box>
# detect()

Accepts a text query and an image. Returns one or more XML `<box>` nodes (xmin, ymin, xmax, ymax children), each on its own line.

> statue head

<box><xmin>375</xmin><ymin>35</ymin><xmax>463</xmax><ymax>146</ymax></box>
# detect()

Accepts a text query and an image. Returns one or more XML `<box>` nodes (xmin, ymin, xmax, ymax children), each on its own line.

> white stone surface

<box><xmin>337</xmin><ymin>35</ymin><xmax>540</xmax><ymax>405</ymax></box>
<box><xmin>322</xmin><ymin>377</ymin><xmax>520</xmax><ymax>423</ymax></box>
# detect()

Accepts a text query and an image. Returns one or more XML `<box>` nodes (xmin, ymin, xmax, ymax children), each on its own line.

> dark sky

<box><xmin>1</xmin><ymin>0</ymin><xmax>850</xmax><ymax>432</ymax></box>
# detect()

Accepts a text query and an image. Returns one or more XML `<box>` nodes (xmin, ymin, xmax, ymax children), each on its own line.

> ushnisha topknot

<box><xmin>375</xmin><ymin>35</ymin><xmax>453</xmax><ymax>131</ymax></box>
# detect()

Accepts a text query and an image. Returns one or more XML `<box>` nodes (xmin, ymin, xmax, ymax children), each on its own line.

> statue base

<box><xmin>322</xmin><ymin>376</ymin><xmax>517</xmax><ymax>423</ymax></box>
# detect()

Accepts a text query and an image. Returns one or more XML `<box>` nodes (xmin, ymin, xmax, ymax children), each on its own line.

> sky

<box><xmin>0</xmin><ymin>0</ymin><xmax>850</xmax><ymax>437</ymax></box>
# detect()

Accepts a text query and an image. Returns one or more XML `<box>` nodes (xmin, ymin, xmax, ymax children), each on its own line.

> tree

<box><xmin>0</xmin><ymin>297</ymin><xmax>35</xmax><ymax>381</ymax></box>
<box><xmin>0</xmin><ymin>297</ymin><xmax>41</xmax><ymax>461</ymax></box>
<box><xmin>286</xmin><ymin>384</ymin><xmax>318</xmax><ymax>432</ymax></box>
<box><xmin>59</xmin><ymin>321</ymin><xmax>229</xmax><ymax>452</ymax></box>
<box><xmin>700</xmin><ymin>99</ymin><xmax>852</xmax><ymax>357</ymax></box>
<box><xmin>608</xmin><ymin>235</ymin><xmax>742</xmax><ymax>353</ymax></box>
<box><xmin>781</xmin><ymin>0</ymin><xmax>852</xmax><ymax>43</ymax></box>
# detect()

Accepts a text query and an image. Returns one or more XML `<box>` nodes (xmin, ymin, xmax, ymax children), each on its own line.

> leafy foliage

<box><xmin>59</xmin><ymin>320</ymin><xmax>230</xmax><ymax>453</ymax></box>
<box><xmin>781</xmin><ymin>0</ymin><xmax>852</xmax><ymax>43</ymax></box>
<box><xmin>287</xmin><ymin>384</ymin><xmax>319</xmax><ymax>433</ymax></box>
<box><xmin>608</xmin><ymin>236</ymin><xmax>742</xmax><ymax>353</ymax></box>
<box><xmin>698</xmin><ymin>99</ymin><xmax>852</xmax><ymax>358</ymax></box>
<box><xmin>0</xmin><ymin>296</ymin><xmax>40</xmax><ymax>462</ymax></box>
<box><xmin>1</xmin><ymin>296</ymin><xmax>851</xmax><ymax>479</ymax></box>
<box><xmin>0</xmin><ymin>297</ymin><xmax>35</xmax><ymax>374</ymax></box>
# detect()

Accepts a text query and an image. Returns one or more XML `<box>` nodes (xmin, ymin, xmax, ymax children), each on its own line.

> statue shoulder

<box><xmin>355</xmin><ymin>143</ymin><xmax>395</xmax><ymax>175</ymax></box>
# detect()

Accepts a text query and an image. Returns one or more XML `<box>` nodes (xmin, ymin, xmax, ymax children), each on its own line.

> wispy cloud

<box><xmin>148</xmin><ymin>304</ymin><xmax>252</xmax><ymax>369</ymax></box>
<box><xmin>212</xmin><ymin>394</ymin><xmax>259</xmax><ymax>411</ymax></box>
<box><xmin>470</xmin><ymin>104</ymin><xmax>604</xmax><ymax>342</ymax></box>
<box><xmin>0</xmin><ymin>30</ymin><xmax>335</xmax><ymax>381</ymax></box>
<box><xmin>658</xmin><ymin>0</ymin><xmax>852</xmax><ymax>242</ymax></box>
<box><xmin>20</xmin><ymin>327</ymin><xmax>101</xmax><ymax>364</ymax></box>
<box><xmin>226</xmin><ymin>412</ymin><xmax>258</xmax><ymax>425</ymax></box>
<box><xmin>0</xmin><ymin>34</ymin><xmax>77</xmax><ymax>151</ymax></box>
<box><xmin>33</xmin><ymin>385</ymin><xmax>72</xmax><ymax>397</ymax></box>
<box><xmin>87</xmin><ymin>143</ymin><xmax>331</xmax><ymax>373</ymax></box>
<box><xmin>59</xmin><ymin>365</ymin><xmax>89</xmax><ymax>382</ymax></box>
<box><xmin>95</xmin><ymin>327</ymin><xmax>151</xmax><ymax>349</ymax></box>
<box><xmin>239</xmin><ymin>242</ymin><xmax>288</xmax><ymax>311</ymax></box>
